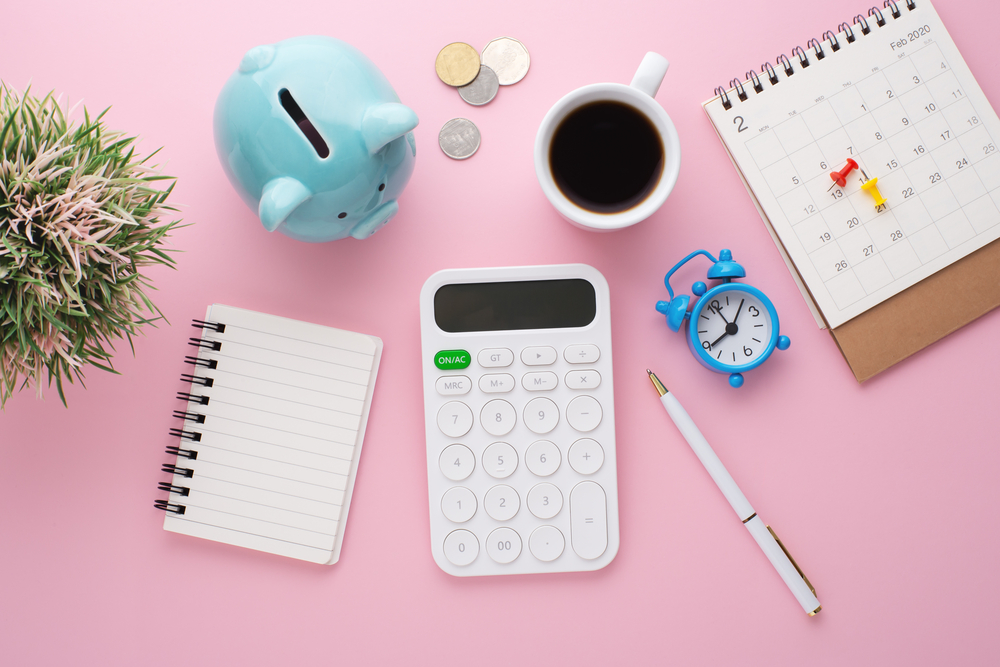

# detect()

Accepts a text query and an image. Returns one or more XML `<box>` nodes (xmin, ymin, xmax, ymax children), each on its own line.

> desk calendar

<box><xmin>704</xmin><ymin>0</ymin><xmax>1000</xmax><ymax>379</ymax></box>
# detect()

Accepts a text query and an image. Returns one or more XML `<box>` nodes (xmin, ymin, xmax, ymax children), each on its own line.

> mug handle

<box><xmin>630</xmin><ymin>52</ymin><xmax>669</xmax><ymax>98</ymax></box>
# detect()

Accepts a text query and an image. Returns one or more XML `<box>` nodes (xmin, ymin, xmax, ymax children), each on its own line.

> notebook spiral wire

<box><xmin>715</xmin><ymin>0</ymin><xmax>916</xmax><ymax>110</ymax></box>
<box><xmin>154</xmin><ymin>318</ymin><xmax>224</xmax><ymax>515</ymax></box>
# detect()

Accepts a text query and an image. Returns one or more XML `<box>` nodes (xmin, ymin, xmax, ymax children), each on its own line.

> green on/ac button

<box><xmin>435</xmin><ymin>349</ymin><xmax>471</xmax><ymax>370</ymax></box>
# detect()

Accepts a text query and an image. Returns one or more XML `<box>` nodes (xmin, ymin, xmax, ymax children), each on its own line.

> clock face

<box><xmin>692</xmin><ymin>286</ymin><xmax>774</xmax><ymax>369</ymax></box>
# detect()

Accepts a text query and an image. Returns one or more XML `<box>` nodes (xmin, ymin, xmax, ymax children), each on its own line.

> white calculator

<box><xmin>419</xmin><ymin>264</ymin><xmax>620</xmax><ymax>576</ymax></box>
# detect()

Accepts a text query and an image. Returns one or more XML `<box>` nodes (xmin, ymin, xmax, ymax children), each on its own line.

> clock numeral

<box><xmin>701</xmin><ymin>341</ymin><xmax>711</xmax><ymax>350</ymax></box>
<box><xmin>748</xmin><ymin>306</ymin><xmax>760</xmax><ymax>317</ymax></box>
<box><xmin>743</xmin><ymin>346</ymin><xmax>753</xmax><ymax>357</ymax></box>
<box><xmin>708</xmin><ymin>299</ymin><xmax>723</xmax><ymax>315</ymax></box>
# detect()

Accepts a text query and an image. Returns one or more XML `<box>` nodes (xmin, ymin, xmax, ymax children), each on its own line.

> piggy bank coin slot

<box><xmin>278</xmin><ymin>88</ymin><xmax>330</xmax><ymax>158</ymax></box>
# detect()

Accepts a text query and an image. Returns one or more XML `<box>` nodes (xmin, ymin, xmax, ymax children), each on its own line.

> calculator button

<box><xmin>441</xmin><ymin>486</ymin><xmax>477</xmax><ymax>523</ymax></box>
<box><xmin>529</xmin><ymin>525</ymin><xmax>565</xmax><ymax>562</ymax></box>
<box><xmin>443</xmin><ymin>529</ymin><xmax>479</xmax><ymax>566</ymax></box>
<box><xmin>568</xmin><ymin>438</ymin><xmax>604</xmax><ymax>475</ymax></box>
<box><xmin>521</xmin><ymin>346</ymin><xmax>557</xmax><ymax>366</ymax></box>
<box><xmin>482</xmin><ymin>442</ymin><xmax>518</xmax><ymax>478</ymax></box>
<box><xmin>566</xmin><ymin>395</ymin><xmax>602</xmax><ymax>432</ymax></box>
<box><xmin>439</xmin><ymin>444</ymin><xmax>475</xmax><ymax>481</ymax></box>
<box><xmin>484</xmin><ymin>484</ymin><xmax>520</xmax><ymax>521</ymax></box>
<box><xmin>438</xmin><ymin>401</ymin><xmax>473</xmax><ymax>438</ymax></box>
<box><xmin>479</xmin><ymin>373</ymin><xmax>515</xmax><ymax>393</ymax></box>
<box><xmin>527</xmin><ymin>483</ymin><xmax>563</xmax><ymax>520</ymax></box>
<box><xmin>522</xmin><ymin>371</ymin><xmax>558</xmax><ymax>391</ymax></box>
<box><xmin>478</xmin><ymin>348</ymin><xmax>514</xmax><ymax>367</ymax></box>
<box><xmin>434</xmin><ymin>349</ymin><xmax>471</xmax><ymax>370</ymax></box>
<box><xmin>565</xmin><ymin>370</ymin><xmax>601</xmax><ymax>390</ymax></box>
<box><xmin>523</xmin><ymin>397</ymin><xmax>559</xmax><ymax>434</ymax></box>
<box><xmin>564</xmin><ymin>344</ymin><xmax>600</xmax><ymax>364</ymax></box>
<box><xmin>436</xmin><ymin>375</ymin><xmax>471</xmax><ymax>396</ymax></box>
<box><xmin>486</xmin><ymin>527</ymin><xmax>522</xmax><ymax>564</ymax></box>
<box><xmin>524</xmin><ymin>440</ymin><xmax>561</xmax><ymax>477</ymax></box>
<box><xmin>481</xmin><ymin>399</ymin><xmax>516</xmax><ymax>436</ymax></box>
<box><xmin>569</xmin><ymin>481</ymin><xmax>608</xmax><ymax>560</ymax></box>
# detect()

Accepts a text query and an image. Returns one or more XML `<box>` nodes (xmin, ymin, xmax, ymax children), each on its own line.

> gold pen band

<box><xmin>767</xmin><ymin>524</ymin><xmax>818</xmax><ymax>599</ymax></box>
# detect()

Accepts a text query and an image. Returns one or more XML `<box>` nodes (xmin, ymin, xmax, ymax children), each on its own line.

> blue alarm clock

<box><xmin>655</xmin><ymin>249</ymin><xmax>789</xmax><ymax>388</ymax></box>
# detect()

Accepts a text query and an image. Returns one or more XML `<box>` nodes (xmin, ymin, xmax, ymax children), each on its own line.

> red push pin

<box><xmin>828</xmin><ymin>158</ymin><xmax>859</xmax><ymax>190</ymax></box>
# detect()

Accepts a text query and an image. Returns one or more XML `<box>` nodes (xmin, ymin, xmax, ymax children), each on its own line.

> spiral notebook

<box><xmin>155</xmin><ymin>304</ymin><xmax>383</xmax><ymax>564</ymax></box>
<box><xmin>704</xmin><ymin>0</ymin><xmax>1000</xmax><ymax>381</ymax></box>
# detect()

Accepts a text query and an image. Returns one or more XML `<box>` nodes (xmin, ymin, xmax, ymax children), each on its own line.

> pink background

<box><xmin>2</xmin><ymin>0</ymin><xmax>998</xmax><ymax>664</ymax></box>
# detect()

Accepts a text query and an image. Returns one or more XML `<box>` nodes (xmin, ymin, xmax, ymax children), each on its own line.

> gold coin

<box><xmin>435</xmin><ymin>42</ymin><xmax>481</xmax><ymax>87</ymax></box>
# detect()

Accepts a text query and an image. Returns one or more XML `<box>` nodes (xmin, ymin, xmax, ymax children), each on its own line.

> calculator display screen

<box><xmin>434</xmin><ymin>279</ymin><xmax>596</xmax><ymax>332</ymax></box>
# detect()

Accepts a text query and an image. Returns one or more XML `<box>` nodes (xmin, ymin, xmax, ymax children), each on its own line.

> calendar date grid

<box><xmin>744</xmin><ymin>41</ymin><xmax>1000</xmax><ymax>311</ymax></box>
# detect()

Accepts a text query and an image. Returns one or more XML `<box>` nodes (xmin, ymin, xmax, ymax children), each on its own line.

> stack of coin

<box><xmin>436</xmin><ymin>37</ymin><xmax>530</xmax><ymax>159</ymax></box>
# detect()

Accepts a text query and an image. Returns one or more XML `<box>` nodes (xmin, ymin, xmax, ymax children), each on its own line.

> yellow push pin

<box><xmin>860</xmin><ymin>169</ymin><xmax>887</xmax><ymax>208</ymax></box>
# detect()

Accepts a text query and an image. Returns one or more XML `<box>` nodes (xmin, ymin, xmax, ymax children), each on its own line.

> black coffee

<box><xmin>550</xmin><ymin>101</ymin><xmax>664</xmax><ymax>213</ymax></box>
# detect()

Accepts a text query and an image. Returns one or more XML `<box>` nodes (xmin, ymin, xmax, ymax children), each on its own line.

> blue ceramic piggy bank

<box><xmin>214</xmin><ymin>36</ymin><xmax>418</xmax><ymax>242</ymax></box>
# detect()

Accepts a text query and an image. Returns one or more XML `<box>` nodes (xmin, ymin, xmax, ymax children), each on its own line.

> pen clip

<box><xmin>766</xmin><ymin>524</ymin><xmax>817</xmax><ymax>597</ymax></box>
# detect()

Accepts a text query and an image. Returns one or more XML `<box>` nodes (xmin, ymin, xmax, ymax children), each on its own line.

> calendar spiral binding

<box><xmin>154</xmin><ymin>318</ymin><xmax>225</xmax><ymax>515</ymax></box>
<box><xmin>713</xmin><ymin>0</ymin><xmax>917</xmax><ymax>110</ymax></box>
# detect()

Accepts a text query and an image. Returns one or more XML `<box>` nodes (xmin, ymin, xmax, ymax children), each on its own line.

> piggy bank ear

<box><xmin>259</xmin><ymin>177</ymin><xmax>311</xmax><ymax>232</ymax></box>
<box><xmin>239</xmin><ymin>45</ymin><xmax>276</xmax><ymax>73</ymax></box>
<box><xmin>362</xmin><ymin>103</ymin><xmax>419</xmax><ymax>155</ymax></box>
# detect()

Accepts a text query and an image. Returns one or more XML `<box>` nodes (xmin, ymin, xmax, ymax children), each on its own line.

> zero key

<box><xmin>569</xmin><ymin>481</ymin><xmax>608</xmax><ymax>560</ymax></box>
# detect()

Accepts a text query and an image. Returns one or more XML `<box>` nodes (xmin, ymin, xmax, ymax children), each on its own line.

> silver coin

<box><xmin>481</xmin><ymin>37</ymin><xmax>530</xmax><ymax>86</ymax></box>
<box><xmin>439</xmin><ymin>118</ymin><xmax>481</xmax><ymax>160</ymax></box>
<box><xmin>458</xmin><ymin>65</ymin><xmax>499</xmax><ymax>106</ymax></box>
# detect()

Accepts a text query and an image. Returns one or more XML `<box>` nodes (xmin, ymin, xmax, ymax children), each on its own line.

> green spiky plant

<box><xmin>0</xmin><ymin>84</ymin><xmax>180</xmax><ymax>407</ymax></box>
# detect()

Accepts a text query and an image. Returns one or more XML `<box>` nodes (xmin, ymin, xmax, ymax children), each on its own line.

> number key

<box><xmin>525</xmin><ymin>440</ymin><xmax>561</xmax><ymax>477</ymax></box>
<box><xmin>441</xmin><ymin>486</ymin><xmax>477</xmax><ymax>523</ymax></box>
<box><xmin>437</xmin><ymin>401</ymin><xmax>473</xmax><ymax>438</ymax></box>
<box><xmin>484</xmin><ymin>485</ymin><xmax>520</xmax><ymax>521</ymax></box>
<box><xmin>486</xmin><ymin>527</ymin><xmax>522</xmax><ymax>564</ymax></box>
<box><xmin>481</xmin><ymin>399</ymin><xmax>516</xmax><ymax>436</ymax></box>
<box><xmin>482</xmin><ymin>442</ymin><xmax>518</xmax><ymax>479</ymax></box>
<box><xmin>527</xmin><ymin>483</ymin><xmax>563</xmax><ymax>520</ymax></box>
<box><xmin>443</xmin><ymin>529</ymin><xmax>479</xmax><ymax>566</ymax></box>
<box><xmin>439</xmin><ymin>444</ymin><xmax>475</xmax><ymax>481</ymax></box>
<box><xmin>523</xmin><ymin>397</ymin><xmax>559</xmax><ymax>434</ymax></box>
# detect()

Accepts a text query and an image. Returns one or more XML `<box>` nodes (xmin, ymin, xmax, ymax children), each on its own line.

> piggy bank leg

<box><xmin>350</xmin><ymin>200</ymin><xmax>398</xmax><ymax>239</ymax></box>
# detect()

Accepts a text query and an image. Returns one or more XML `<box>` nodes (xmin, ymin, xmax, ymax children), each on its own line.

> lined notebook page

<box><xmin>162</xmin><ymin>304</ymin><xmax>382</xmax><ymax>564</ymax></box>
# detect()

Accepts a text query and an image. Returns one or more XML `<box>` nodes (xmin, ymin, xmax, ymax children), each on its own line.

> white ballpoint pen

<box><xmin>647</xmin><ymin>370</ymin><xmax>821</xmax><ymax>616</ymax></box>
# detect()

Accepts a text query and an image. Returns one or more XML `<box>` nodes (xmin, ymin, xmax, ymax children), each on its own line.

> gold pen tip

<box><xmin>646</xmin><ymin>369</ymin><xmax>668</xmax><ymax>396</ymax></box>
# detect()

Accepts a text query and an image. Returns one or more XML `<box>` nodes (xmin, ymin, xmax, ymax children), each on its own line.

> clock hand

<box><xmin>709</xmin><ymin>330</ymin><xmax>729</xmax><ymax>349</ymax></box>
<box><xmin>732</xmin><ymin>299</ymin><xmax>745</xmax><ymax>324</ymax></box>
<box><xmin>714</xmin><ymin>307</ymin><xmax>730</xmax><ymax>325</ymax></box>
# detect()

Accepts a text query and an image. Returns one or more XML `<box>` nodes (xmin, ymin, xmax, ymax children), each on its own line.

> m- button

<box><xmin>522</xmin><ymin>372</ymin><xmax>558</xmax><ymax>391</ymax></box>
<box><xmin>564</xmin><ymin>344</ymin><xmax>600</xmax><ymax>364</ymax></box>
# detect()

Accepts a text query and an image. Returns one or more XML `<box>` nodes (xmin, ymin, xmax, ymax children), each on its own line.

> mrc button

<box><xmin>436</xmin><ymin>376</ymin><xmax>471</xmax><ymax>395</ymax></box>
<box><xmin>434</xmin><ymin>349</ymin><xmax>471</xmax><ymax>370</ymax></box>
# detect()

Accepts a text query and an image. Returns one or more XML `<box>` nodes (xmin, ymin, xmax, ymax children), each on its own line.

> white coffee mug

<box><xmin>534</xmin><ymin>52</ymin><xmax>681</xmax><ymax>231</ymax></box>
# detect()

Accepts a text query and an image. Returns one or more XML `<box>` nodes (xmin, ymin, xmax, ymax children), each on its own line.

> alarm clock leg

<box><xmin>728</xmin><ymin>373</ymin><xmax>745</xmax><ymax>388</ymax></box>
